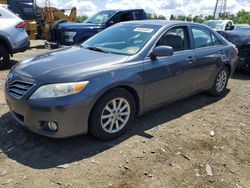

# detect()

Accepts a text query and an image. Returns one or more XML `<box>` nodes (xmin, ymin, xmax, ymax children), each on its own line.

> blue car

<box><xmin>46</xmin><ymin>9</ymin><xmax>147</xmax><ymax>49</ymax></box>
<box><xmin>5</xmin><ymin>21</ymin><xmax>238</xmax><ymax>139</ymax></box>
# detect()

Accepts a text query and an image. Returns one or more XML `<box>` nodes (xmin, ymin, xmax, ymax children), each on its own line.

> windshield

<box><xmin>203</xmin><ymin>21</ymin><xmax>224</xmax><ymax>30</ymax></box>
<box><xmin>85</xmin><ymin>10</ymin><xmax>115</xmax><ymax>25</ymax></box>
<box><xmin>82</xmin><ymin>24</ymin><xmax>160</xmax><ymax>56</ymax></box>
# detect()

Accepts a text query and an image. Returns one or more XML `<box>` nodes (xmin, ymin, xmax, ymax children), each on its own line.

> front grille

<box><xmin>7</xmin><ymin>81</ymin><xmax>34</xmax><ymax>99</ymax></box>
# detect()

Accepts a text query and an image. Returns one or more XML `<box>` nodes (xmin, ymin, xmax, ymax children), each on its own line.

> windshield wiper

<box><xmin>85</xmin><ymin>46</ymin><xmax>109</xmax><ymax>53</ymax></box>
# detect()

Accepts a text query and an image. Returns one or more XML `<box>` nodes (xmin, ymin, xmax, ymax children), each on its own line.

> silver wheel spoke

<box><xmin>115</xmin><ymin>120</ymin><xmax>120</xmax><ymax>130</ymax></box>
<box><xmin>109</xmin><ymin>119</ymin><xmax>115</xmax><ymax>131</ymax></box>
<box><xmin>103</xmin><ymin>119</ymin><xmax>112</xmax><ymax>128</ymax></box>
<box><xmin>117</xmin><ymin>117</ymin><xmax>126</xmax><ymax>123</ymax></box>
<box><xmin>120</xmin><ymin>112</ymin><xmax>129</xmax><ymax>116</ymax></box>
<box><xmin>112</xmin><ymin>100</ymin><xmax>117</xmax><ymax>111</ymax></box>
<box><xmin>102</xmin><ymin>114</ymin><xmax>113</xmax><ymax>120</ymax></box>
<box><xmin>105</xmin><ymin>105</ymin><xmax>113</xmax><ymax>113</ymax></box>
<box><xmin>120</xmin><ymin>104</ymin><xmax>128</xmax><ymax>112</ymax></box>
<box><xmin>117</xmin><ymin>99</ymin><xmax>123</xmax><ymax>110</ymax></box>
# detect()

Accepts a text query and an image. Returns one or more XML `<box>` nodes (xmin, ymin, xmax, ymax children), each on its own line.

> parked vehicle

<box><xmin>203</xmin><ymin>20</ymin><xmax>234</xmax><ymax>31</ymax></box>
<box><xmin>5</xmin><ymin>21</ymin><xmax>238</xmax><ymax>139</ymax></box>
<box><xmin>3</xmin><ymin>0</ymin><xmax>77</xmax><ymax>40</ymax></box>
<box><xmin>233</xmin><ymin>25</ymin><xmax>250</xmax><ymax>34</ymax></box>
<box><xmin>219</xmin><ymin>27</ymin><xmax>250</xmax><ymax>73</ymax></box>
<box><xmin>45</xmin><ymin>9</ymin><xmax>147</xmax><ymax>49</ymax></box>
<box><xmin>0</xmin><ymin>4</ymin><xmax>29</xmax><ymax>69</ymax></box>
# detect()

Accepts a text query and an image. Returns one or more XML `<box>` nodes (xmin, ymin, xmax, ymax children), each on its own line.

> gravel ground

<box><xmin>0</xmin><ymin>40</ymin><xmax>249</xmax><ymax>188</ymax></box>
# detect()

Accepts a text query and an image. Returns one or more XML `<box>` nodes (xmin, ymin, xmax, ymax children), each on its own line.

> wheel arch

<box><xmin>88</xmin><ymin>85</ymin><xmax>141</xmax><ymax>130</ymax></box>
<box><xmin>0</xmin><ymin>35</ymin><xmax>12</xmax><ymax>55</ymax></box>
<box><xmin>92</xmin><ymin>85</ymin><xmax>140</xmax><ymax>115</ymax></box>
<box><xmin>224</xmin><ymin>63</ymin><xmax>232</xmax><ymax>76</ymax></box>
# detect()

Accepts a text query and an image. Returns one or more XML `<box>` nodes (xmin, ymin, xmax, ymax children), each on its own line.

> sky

<box><xmin>37</xmin><ymin>0</ymin><xmax>250</xmax><ymax>18</ymax></box>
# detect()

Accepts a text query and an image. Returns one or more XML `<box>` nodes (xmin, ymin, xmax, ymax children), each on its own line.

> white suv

<box><xmin>203</xmin><ymin>20</ymin><xmax>234</xmax><ymax>31</ymax></box>
<box><xmin>0</xmin><ymin>4</ymin><xmax>29</xmax><ymax>69</ymax></box>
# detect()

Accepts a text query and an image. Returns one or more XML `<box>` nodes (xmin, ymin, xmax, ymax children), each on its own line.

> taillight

<box><xmin>15</xmin><ymin>22</ymin><xmax>26</xmax><ymax>28</ymax></box>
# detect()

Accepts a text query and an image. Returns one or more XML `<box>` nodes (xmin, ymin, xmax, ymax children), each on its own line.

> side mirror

<box><xmin>108</xmin><ymin>20</ymin><xmax>114</xmax><ymax>26</ymax></box>
<box><xmin>150</xmin><ymin>46</ymin><xmax>174</xmax><ymax>59</ymax></box>
<box><xmin>230</xmin><ymin>25</ymin><xmax>235</xmax><ymax>30</ymax></box>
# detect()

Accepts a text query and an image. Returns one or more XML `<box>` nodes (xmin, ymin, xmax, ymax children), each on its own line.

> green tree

<box><xmin>157</xmin><ymin>15</ymin><xmax>166</xmax><ymax>20</ymax></box>
<box><xmin>76</xmin><ymin>15</ymin><xmax>88</xmax><ymax>23</ymax></box>
<box><xmin>146</xmin><ymin>13</ymin><xmax>153</xmax><ymax>19</ymax></box>
<box><xmin>193</xmin><ymin>14</ymin><xmax>204</xmax><ymax>23</ymax></box>
<box><xmin>176</xmin><ymin>15</ymin><xmax>186</xmax><ymax>21</ymax></box>
<box><xmin>170</xmin><ymin>14</ymin><xmax>176</xmax><ymax>20</ymax></box>
<box><xmin>186</xmin><ymin>14</ymin><xmax>192</xmax><ymax>22</ymax></box>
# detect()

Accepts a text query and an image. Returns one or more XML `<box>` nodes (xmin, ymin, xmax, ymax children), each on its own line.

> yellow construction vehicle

<box><xmin>5</xmin><ymin>0</ymin><xmax>77</xmax><ymax>40</ymax></box>
<box><xmin>39</xmin><ymin>0</ymin><xmax>77</xmax><ymax>40</ymax></box>
<box><xmin>0</xmin><ymin>0</ymin><xmax>7</xmax><ymax>4</ymax></box>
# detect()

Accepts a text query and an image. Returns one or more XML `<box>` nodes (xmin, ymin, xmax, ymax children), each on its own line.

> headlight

<box><xmin>30</xmin><ymin>81</ymin><xmax>89</xmax><ymax>99</ymax></box>
<box><xmin>64</xmin><ymin>31</ymin><xmax>77</xmax><ymax>42</ymax></box>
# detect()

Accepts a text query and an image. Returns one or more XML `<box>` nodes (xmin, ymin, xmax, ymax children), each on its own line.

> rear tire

<box><xmin>0</xmin><ymin>45</ymin><xmax>10</xmax><ymax>70</ymax></box>
<box><xmin>89</xmin><ymin>88</ymin><xmax>136</xmax><ymax>140</ymax></box>
<box><xmin>208</xmin><ymin>66</ymin><xmax>229</xmax><ymax>97</ymax></box>
<box><xmin>242</xmin><ymin>61</ymin><xmax>250</xmax><ymax>74</ymax></box>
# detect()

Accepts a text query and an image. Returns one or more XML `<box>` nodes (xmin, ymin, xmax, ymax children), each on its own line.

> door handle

<box><xmin>186</xmin><ymin>56</ymin><xmax>194</xmax><ymax>63</ymax></box>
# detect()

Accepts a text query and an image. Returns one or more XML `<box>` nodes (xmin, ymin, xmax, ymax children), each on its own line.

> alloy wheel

<box><xmin>216</xmin><ymin>70</ymin><xmax>227</xmax><ymax>93</ymax></box>
<box><xmin>101</xmin><ymin>98</ymin><xmax>130</xmax><ymax>134</ymax></box>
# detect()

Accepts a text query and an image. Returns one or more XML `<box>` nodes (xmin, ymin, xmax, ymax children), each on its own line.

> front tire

<box><xmin>89</xmin><ymin>88</ymin><xmax>136</xmax><ymax>140</ymax></box>
<box><xmin>208</xmin><ymin>66</ymin><xmax>229</xmax><ymax>96</ymax></box>
<box><xmin>0</xmin><ymin>45</ymin><xmax>10</xmax><ymax>69</ymax></box>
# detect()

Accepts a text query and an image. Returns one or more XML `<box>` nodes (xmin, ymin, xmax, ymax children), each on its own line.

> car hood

<box><xmin>59</xmin><ymin>22</ymin><xmax>105</xmax><ymax>31</ymax></box>
<box><xmin>219</xmin><ymin>31</ymin><xmax>250</xmax><ymax>47</ymax></box>
<box><xmin>15</xmin><ymin>46</ymin><xmax>128</xmax><ymax>83</ymax></box>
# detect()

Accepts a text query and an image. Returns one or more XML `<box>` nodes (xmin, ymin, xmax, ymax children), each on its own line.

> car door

<box><xmin>190</xmin><ymin>26</ymin><xmax>225</xmax><ymax>90</ymax></box>
<box><xmin>143</xmin><ymin>26</ymin><xmax>196</xmax><ymax>109</ymax></box>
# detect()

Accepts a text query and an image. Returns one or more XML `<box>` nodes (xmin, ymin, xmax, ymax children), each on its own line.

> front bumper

<box><xmin>5</xmin><ymin>83</ymin><xmax>94</xmax><ymax>138</ymax></box>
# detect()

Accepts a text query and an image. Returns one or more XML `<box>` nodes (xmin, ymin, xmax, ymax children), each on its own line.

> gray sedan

<box><xmin>5</xmin><ymin>21</ymin><xmax>238</xmax><ymax>139</ymax></box>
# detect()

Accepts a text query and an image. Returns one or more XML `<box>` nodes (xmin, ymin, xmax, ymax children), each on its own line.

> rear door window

<box><xmin>133</xmin><ymin>11</ymin><xmax>144</xmax><ymax>20</ymax></box>
<box><xmin>191</xmin><ymin>27</ymin><xmax>213</xmax><ymax>48</ymax></box>
<box><xmin>211</xmin><ymin>33</ymin><xmax>223</xmax><ymax>46</ymax></box>
<box><xmin>119</xmin><ymin>12</ymin><xmax>133</xmax><ymax>22</ymax></box>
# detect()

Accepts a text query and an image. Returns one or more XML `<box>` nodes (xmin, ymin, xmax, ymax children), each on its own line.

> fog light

<box><xmin>47</xmin><ymin>121</ymin><xmax>58</xmax><ymax>131</ymax></box>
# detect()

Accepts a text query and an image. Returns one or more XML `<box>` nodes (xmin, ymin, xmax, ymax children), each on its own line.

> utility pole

<box><xmin>213</xmin><ymin>0</ymin><xmax>227</xmax><ymax>19</ymax></box>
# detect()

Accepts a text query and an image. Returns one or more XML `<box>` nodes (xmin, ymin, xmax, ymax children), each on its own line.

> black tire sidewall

<box><xmin>209</xmin><ymin>66</ymin><xmax>229</xmax><ymax>96</ymax></box>
<box><xmin>242</xmin><ymin>62</ymin><xmax>250</xmax><ymax>74</ymax></box>
<box><xmin>89</xmin><ymin>88</ymin><xmax>136</xmax><ymax>140</ymax></box>
<box><xmin>0</xmin><ymin>45</ymin><xmax>10</xmax><ymax>69</ymax></box>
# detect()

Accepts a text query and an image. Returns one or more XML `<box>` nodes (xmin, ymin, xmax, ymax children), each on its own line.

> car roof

<box><xmin>119</xmin><ymin>20</ymin><xmax>205</xmax><ymax>27</ymax></box>
<box><xmin>100</xmin><ymin>9</ymin><xmax>145</xmax><ymax>12</ymax></box>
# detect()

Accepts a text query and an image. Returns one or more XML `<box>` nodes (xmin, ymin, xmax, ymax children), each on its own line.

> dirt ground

<box><xmin>0</xmin><ymin>40</ymin><xmax>249</xmax><ymax>188</ymax></box>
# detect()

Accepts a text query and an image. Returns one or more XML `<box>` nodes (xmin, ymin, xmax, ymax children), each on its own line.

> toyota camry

<box><xmin>5</xmin><ymin>21</ymin><xmax>238</xmax><ymax>139</ymax></box>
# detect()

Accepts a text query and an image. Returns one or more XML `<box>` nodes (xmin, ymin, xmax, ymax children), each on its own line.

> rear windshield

<box><xmin>85</xmin><ymin>10</ymin><xmax>116</xmax><ymax>25</ymax></box>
